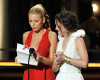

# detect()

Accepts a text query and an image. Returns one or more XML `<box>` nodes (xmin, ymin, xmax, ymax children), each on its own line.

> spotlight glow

<box><xmin>92</xmin><ymin>4</ymin><xmax>98</xmax><ymax>12</ymax></box>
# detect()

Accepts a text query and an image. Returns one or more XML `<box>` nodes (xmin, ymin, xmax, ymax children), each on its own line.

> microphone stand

<box><xmin>28</xmin><ymin>48</ymin><xmax>36</xmax><ymax>80</ymax></box>
<box><xmin>28</xmin><ymin>52</ymin><xmax>31</xmax><ymax>80</ymax></box>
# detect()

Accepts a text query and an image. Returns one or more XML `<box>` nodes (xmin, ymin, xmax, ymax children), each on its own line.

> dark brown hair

<box><xmin>55</xmin><ymin>11</ymin><xmax>79</xmax><ymax>32</ymax></box>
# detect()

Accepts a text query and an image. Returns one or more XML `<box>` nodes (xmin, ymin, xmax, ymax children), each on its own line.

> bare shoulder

<box><xmin>23</xmin><ymin>31</ymin><xmax>30</xmax><ymax>44</ymax></box>
<box><xmin>75</xmin><ymin>37</ymin><xmax>85</xmax><ymax>45</ymax></box>
<box><xmin>48</xmin><ymin>31</ymin><xmax>57</xmax><ymax>42</ymax></box>
<box><xmin>23</xmin><ymin>31</ymin><xmax>30</xmax><ymax>38</ymax></box>
<box><xmin>75</xmin><ymin>37</ymin><xmax>86</xmax><ymax>51</ymax></box>
<box><xmin>49</xmin><ymin>31</ymin><xmax>57</xmax><ymax>39</ymax></box>
<box><xmin>75</xmin><ymin>37</ymin><xmax>84</xmax><ymax>42</ymax></box>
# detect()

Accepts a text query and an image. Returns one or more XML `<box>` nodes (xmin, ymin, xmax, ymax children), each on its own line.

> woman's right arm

<box><xmin>23</xmin><ymin>31</ymin><xmax>29</xmax><ymax>45</ymax></box>
<box><xmin>15</xmin><ymin>31</ymin><xmax>29</xmax><ymax>63</ymax></box>
<box><xmin>52</xmin><ymin>41</ymin><xmax>60</xmax><ymax>72</ymax></box>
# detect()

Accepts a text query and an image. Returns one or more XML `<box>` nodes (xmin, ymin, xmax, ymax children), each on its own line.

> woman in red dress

<box><xmin>19</xmin><ymin>4</ymin><xmax>57</xmax><ymax>80</ymax></box>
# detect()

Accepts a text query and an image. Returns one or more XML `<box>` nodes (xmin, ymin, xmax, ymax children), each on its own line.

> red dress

<box><xmin>23</xmin><ymin>29</ymin><xmax>55</xmax><ymax>80</ymax></box>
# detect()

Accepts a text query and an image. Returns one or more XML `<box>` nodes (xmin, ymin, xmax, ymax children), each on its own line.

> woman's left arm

<box><xmin>70</xmin><ymin>37</ymin><xmax>89</xmax><ymax>68</ymax></box>
<box><xmin>37</xmin><ymin>31</ymin><xmax>58</xmax><ymax>66</ymax></box>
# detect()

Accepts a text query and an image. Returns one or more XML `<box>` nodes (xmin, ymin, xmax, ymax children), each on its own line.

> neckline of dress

<box><xmin>30</xmin><ymin>29</ymin><xmax>48</xmax><ymax>50</ymax></box>
<box><xmin>62</xmin><ymin>33</ymin><xmax>73</xmax><ymax>54</ymax></box>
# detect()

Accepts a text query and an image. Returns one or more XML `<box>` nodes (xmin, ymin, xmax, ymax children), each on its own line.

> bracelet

<box><xmin>64</xmin><ymin>56</ymin><xmax>71</xmax><ymax>64</ymax></box>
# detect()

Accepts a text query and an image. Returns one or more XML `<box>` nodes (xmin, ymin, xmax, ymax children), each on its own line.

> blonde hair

<box><xmin>28</xmin><ymin>4</ymin><xmax>50</xmax><ymax>29</ymax></box>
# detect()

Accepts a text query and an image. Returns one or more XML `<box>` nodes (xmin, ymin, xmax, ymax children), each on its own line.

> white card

<box><xmin>16</xmin><ymin>43</ymin><xmax>38</xmax><ymax>66</ymax></box>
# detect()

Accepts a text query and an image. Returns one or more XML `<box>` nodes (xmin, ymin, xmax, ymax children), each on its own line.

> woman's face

<box><xmin>29</xmin><ymin>13</ymin><xmax>45</xmax><ymax>32</ymax></box>
<box><xmin>55</xmin><ymin>20</ymin><xmax>67</xmax><ymax>37</ymax></box>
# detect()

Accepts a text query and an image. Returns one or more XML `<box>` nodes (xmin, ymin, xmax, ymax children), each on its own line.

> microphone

<box><xmin>29</xmin><ymin>48</ymin><xmax>36</xmax><ymax>54</ymax></box>
<box><xmin>29</xmin><ymin>48</ymin><xmax>38</xmax><ymax>59</ymax></box>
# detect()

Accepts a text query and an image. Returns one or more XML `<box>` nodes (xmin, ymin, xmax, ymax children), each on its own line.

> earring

<box><xmin>66</xmin><ymin>32</ymin><xmax>70</xmax><ymax>37</ymax></box>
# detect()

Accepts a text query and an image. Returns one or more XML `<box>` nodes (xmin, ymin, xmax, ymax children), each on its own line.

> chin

<box><xmin>58</xmin><ymin>33</ymin><xmax>63</xmax><ymax>36</ymax></box>
<box><xmin>58</xmin><ymin>32</ymin><xmax>61</xmax><ymax>35</ymax></box>
<box><xmin>33</xmin><ymin>29</ymin><xmax>40</xmax><ymax>33</ymax></box>
<box><xmin>59</xmin><ymin>34</ymin><xmax>64</xmax><ymax>37</ymax></box>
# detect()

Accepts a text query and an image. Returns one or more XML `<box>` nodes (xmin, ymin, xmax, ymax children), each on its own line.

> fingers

<box><xmin>31</xmin><ymin>54</ymin><xmax>34</xmax><ymax>58</ymax></box>
<box><xmin>31</xmin><ymin>53</ymin><xmax>40</xmax><ymax>61</ymax></box>
<box><xmin>54</xmin><ymin>52</ymin><xmax>64</xmax><ymax>64</ymax></box>
<box><xmin>54</xmin><ymin>54</ymin><xmax>57</xmax><ymax>58</ymax></box>
<box><xmin>35</xmin><ymin>54</ymin><xmax>40</xmax><ymax>61</ymax></box>
<box><xmin>55</xmin><ymin>55</ymin><xmax>60</xmax><ymax>61</ymax></box>
<box><xmin>15</xmin><ymin>57</ymin><xmax>18</xmax><ymax>63</ymax></box>
<box><xmin>56</xmin><ymin>51</ymin><xmax>63</xmax><ymax>56</ymax></box>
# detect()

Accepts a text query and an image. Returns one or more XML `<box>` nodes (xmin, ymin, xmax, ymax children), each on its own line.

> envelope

<box><xmin>16</xmin><ymin>43</ymin><xmax>38</xmax><ymax>66</ymax></box>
